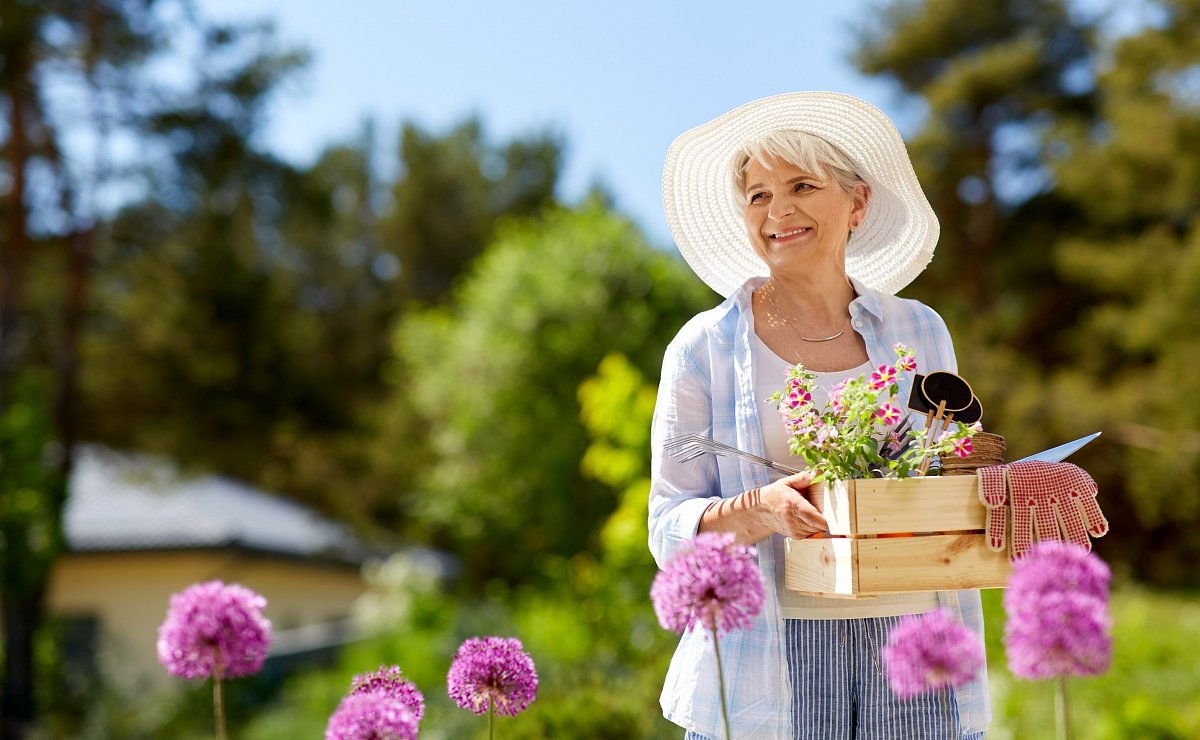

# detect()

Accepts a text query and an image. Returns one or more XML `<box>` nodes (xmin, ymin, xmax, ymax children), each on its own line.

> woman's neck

<box><xmin>763</xmin><ymin>270</ymin><xmax>856</xmax><ymax>322</ymax></box>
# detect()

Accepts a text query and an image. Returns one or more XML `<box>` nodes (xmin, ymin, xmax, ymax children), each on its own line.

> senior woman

<box><xmin>649</xmin><ymin>92</ymin><xmax>989</xmax><ymax>739</ymax></box>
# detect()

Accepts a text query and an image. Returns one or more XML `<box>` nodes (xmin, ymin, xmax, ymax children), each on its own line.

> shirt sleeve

<box><xmin>647</xmin><ymin>330</ymin><xmax>722</xmax><ymax>570</ymax></box>
<box><xmin>922</xmin><ymin>302</ymin><xmax>958</xmax><ymax>374</ymax></box>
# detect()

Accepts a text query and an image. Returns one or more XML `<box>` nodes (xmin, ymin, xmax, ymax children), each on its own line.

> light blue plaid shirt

<box><xmin>649</xmin><ymin>277</ymin><xmax>990</xmax><ymax>739</ymax></box>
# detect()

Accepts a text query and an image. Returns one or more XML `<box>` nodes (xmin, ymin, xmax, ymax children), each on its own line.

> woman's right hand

<box><xmin>699</xmin><ymin>470</ymin><xmax>829</xmax><ymax>544</ymax></box>
<box><xmin>753</xmin><ymin>471</ymin><xmax>828</xmax><ymax>539</ymax></box>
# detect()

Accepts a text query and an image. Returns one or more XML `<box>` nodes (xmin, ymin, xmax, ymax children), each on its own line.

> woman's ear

<box><xmin>850</xmin><ymin>182</ymin><xmax>871</xmax><ymax>229</ymax></box>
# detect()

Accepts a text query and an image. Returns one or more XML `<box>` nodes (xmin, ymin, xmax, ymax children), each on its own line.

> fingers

<box><xmin>778</xmin><ymin>470</ymin><xmax>817</xmax><ymax>491</ymax></box>
<box><xmin>1011</xmin><ymin>495</ymin><xmax>1034</xmax><ymax>559</ymax></box>
<box><xmin>986</xmin><ymin>506</ymin><xmax>1007</xmax><ymax>552</ymax></box>
<box><xmin>979</xmin><ymin>466</ymin><xmax>1007</xmax><ymax>507</ymax></box>
<box><xmin>1073</xmin><ymin>489</ymin><xmax>1110</xmax><ymax>537</ymax></box>
<box><xmin>763</xmin><ymin>479</ymin><xmax>827</xmax><ymax>538</ymax></box>
<box><xmin>1033</xmin><ymin>494</ymin><xmax>1060</xmax><ymax>545</ymax></box>
<box><xmin>1053</xmin><ymin>499</ymin><xmax>1092</xmax><ymax>551</ymax></box>
<box><xmin>978</xmin><ymin>466</ymin><xmax>1008</xmax><ymax>552</ymax></box>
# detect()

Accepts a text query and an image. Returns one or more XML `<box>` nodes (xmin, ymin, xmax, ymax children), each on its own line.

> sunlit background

<box><xmin>1</xmin><ymin>0</ymin><xmax>1198</xmax><ymax>738</ymax></box>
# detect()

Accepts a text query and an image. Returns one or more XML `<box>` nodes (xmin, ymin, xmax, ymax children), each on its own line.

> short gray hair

<box><xmin>730</xmin><ymin>129</ymin><xmax>868</xmax><ymax>209</ymax></box>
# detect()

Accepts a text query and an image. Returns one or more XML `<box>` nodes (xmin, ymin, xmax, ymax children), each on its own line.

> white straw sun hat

<box><xmin>662</xmin><ymin>91</ymin><xmax>939</xmax><ymax>297</ymax></box>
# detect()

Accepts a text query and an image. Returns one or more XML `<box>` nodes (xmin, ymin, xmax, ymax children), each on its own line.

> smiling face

<box><xmin>741</xmin><ymin>156</ymin><xmax>868</xmax><ymax>279</ymax></box>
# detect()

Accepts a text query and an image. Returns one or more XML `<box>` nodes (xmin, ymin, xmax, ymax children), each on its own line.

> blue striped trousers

<box><xmin>685</xmin><ymin>616</ymin><xmax>985</xmax><ymax>739</ymax></box>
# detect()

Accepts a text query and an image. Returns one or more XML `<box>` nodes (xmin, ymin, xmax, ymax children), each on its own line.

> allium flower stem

<box><xmin>489</xmin><ymin>701</ymin><xmax>495</xmax><ymax>740</ymax></box>
<box><xmin>1056</xmin><ymin>675</ymin><xmax>1072</xmax><ymax>740</ymax></box>
<box><xmin>214</xmin><ymin>666</ymin><xmax>227</xmax><ymax>740</ymax></box>
<box><xmin>711</xmin><ymin>612</ymin><xmax>731</xmax><ymax>740</ymax></box>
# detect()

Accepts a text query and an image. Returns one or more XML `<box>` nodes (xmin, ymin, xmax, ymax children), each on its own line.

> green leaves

<box><xmin>385</xmin><ymin>205</ymin><xmax>710</xmax><ymax>583</ymax></box>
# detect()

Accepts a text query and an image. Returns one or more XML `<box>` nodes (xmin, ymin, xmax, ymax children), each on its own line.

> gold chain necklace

<box><xmin>762</xmin><ymin>283</ymin><xmax>847</xmax><ymax>343</ymax></box>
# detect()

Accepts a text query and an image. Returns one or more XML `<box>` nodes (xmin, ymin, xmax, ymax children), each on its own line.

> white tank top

<box><xmin>754</xmin><ymin>334</ymin><xmax>939</xmax><ymax>619</ymax></box>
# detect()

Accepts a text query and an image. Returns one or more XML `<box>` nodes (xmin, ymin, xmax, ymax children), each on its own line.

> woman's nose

<box><xmin>767</xmin><ymin>197</ymin><xmax>795</xmax><ymax>221</ymax></box>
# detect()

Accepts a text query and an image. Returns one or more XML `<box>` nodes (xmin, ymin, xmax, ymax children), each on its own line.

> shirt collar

<box><xmin>848</xmin><ymin>276</ymin><xmax>885</xmax><ymax>321</ymax></box>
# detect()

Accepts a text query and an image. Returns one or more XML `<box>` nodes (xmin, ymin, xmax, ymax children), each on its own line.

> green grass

<box><xmin>981</xmin><ymin>584</ymin><xmax>1200</xmax><ymax>739</ymax></box>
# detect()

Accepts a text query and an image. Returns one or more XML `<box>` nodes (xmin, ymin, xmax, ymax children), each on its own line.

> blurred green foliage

<box><xmin>384</xmin><ymin>204</ymin><xmax>710</xmax><ymax>583</ymax></box>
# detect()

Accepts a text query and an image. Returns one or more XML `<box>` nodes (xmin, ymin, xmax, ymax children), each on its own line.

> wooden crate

<box><xmin>785</xmin><ymin>476</ymin><xmax>1012</xmax><ymax>598</ymax></box>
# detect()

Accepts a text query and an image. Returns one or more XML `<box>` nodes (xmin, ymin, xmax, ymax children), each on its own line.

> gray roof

<box><xmin>65</xmin><ymin>445</ymin><xmax>368</xmax><ymax>563</ymax></box>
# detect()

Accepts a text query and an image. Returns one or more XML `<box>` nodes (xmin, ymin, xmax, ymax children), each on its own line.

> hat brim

<box><xmin>662</xmin><ymin>91</ymin><xmax>938</xmax><ymax>297</ymax></box>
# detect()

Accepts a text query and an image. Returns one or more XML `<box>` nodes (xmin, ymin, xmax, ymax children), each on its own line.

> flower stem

<box><xmin>712</xmin><ymin>619</ymin><xmax>731</xmax><ymax>740</ymax></box>
<box><xmin>213</xmin><ymin>669</ymin><xmax>227</xmax><ymax>740</ymax></box>
<box><xmin>489</xmin><ymin>700</ymin><xmax>495</xmax><ymax>740</ymax></box>
<box><xmin>1056</xmin><ymin>675</ymin><xmax>1072</xmax><ymax>740</ymax></box>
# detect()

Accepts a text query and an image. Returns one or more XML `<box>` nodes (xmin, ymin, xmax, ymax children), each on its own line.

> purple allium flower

<box><xmin>883</xmin><ymin>610</ymin><xmax>984</xmax><ymax>699</ymax></box>
<box><xmin>446</xmin><ymin>637</ymin><xmax>538</xmax><ymax>717</ymax></box>
<box><xmin>1005</xmin><ymin>590</ymin><xmax>1113</xmax><ymax>679</ymax></box>
<box><xmin>1005</xmin><ymin>540</ymin><xmax>1111</xmax><ymax>600</ymax></box>
<box><xmin>1004</xmin><ymin>541</ymin><xmax>1113</xmax><ymax>679</ymax></box>
<box><xmin>325</xmin><ymin>693</ymin><xmax>418</xmax><ymax>740</ymax></box>
<box><xmin>156</xmin><ymin>580</ymin><xmax>271</xmax><ymax>680</ymax></box>
<box><xmin>351</xmin><ymin>665</ymin><xmax>425</xmax><ymax>721</ymax></box>
<box><xmin>650</xmin><ymin>531</ymin><xmax>764</xmax><ymax>635</ymax></box>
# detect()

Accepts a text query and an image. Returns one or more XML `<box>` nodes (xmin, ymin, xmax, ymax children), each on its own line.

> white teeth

<box><xmin>772</xmin><ymin>227</ymin><xmax>809</xmax><ymax>239</ymax></box>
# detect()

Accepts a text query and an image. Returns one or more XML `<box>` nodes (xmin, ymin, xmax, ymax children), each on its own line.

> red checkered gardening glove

<box><xmin>978</xmin><ymin>465</ymin><xmax>1010</xmax><ymax>553</ymax></box>
<box><xmin>978</xmin><ymin>461</ymin><xmax>1109</xmax><ymax>560</ymax></box>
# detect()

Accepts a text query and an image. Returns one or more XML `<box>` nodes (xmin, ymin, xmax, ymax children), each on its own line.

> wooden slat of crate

<box><xmin>785</xmin><ymin>533</ymin><xmax>1011</xmax><ymax>597</ymax></box>
<box><xmin>812</xmin><ymin>476</ymin><xmax>986</xmax><ymax>536</ymax></box>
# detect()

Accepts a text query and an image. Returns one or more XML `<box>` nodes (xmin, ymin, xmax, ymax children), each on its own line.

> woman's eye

<box><xmin>748</xmin><ymin>192</ymin><xmax>768</xmax><ymax>204</ymax></box>
<box><xmin>794</xmin><ymin>182</ymin><xmax>814</xmax><ymax>192</ymax></box>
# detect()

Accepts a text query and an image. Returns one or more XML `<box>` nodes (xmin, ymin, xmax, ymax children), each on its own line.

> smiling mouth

<box><xmin>770</xmin><ymin>227</ymin><xmax>811</xmax><ymax>240</ymax></box>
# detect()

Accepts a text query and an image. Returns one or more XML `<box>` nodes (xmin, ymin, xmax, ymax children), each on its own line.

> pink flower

<box><xmin>787</xmin><ymin>388</ymin><xmax>812</xmax><ymax>409</ymax></box>
<box><xmin>951</xmin><ymin>436</ymin><xmax>973</xmax><ymax>458</ymax></box>
<box><xmin>1006</xmin><ymin>540</ymin><xmax>1110</xmax><ymax>599</ymax></box>
<box><xmin>1003</xmin><ymin>542</ymin><xmax>1113</xmax><ymax>680</ymax></box>
<box><xmin>869</xmin><ymin>365</ymin><xmax>897</xmax><ymax>390</ymax></box>
<box><xmin>350</xmin><ymin>665</ymin><xmax>425</xmax><ymax>722</ymax></box>
<box><xmin>815</xmin><ymin>426</ymin><xmax>840</xmax><ymax>448</ymax></box>
<box><xmin>650</xmin><ymin>532</ymin><xmax>764</xmax><ymax>635</ymax></box>
<box><xmin>892</xmin><ymin>342</ymin><xmax>909</xmax><ymax>353</ymax></box>
<box><xmin>156</xmin><ymin>580</ymin><xmax>272</xmax><ymax>680</ymax></box>
<box><xmin>898</xmin><ymin>355</ymin><xmax>917</xmax><ymax>373</ymax></box>
<box><xmin>447</xmin><ymin>637</ymin><xmax>539</xmax><ymax>717</ymax></box>
<box><xmin>883</xmin><ymin>610</ymin><xmax>984</xmax><ymax>698</ymax></box>
<box><xmin>325</xmin><ymin>693</ymin><xmax>418</xmax><ymax>740</ymax></box>
<box><xmin>875</xmin><ymin>403</ymin><xmax>902</xmax><ymax>426</ymax></box>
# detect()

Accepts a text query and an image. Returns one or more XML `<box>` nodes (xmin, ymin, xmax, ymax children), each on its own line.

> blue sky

<box><xmin>200</xmin><ymin>1</ymin><xmax>909</xmax><ymax>247</ymax></box>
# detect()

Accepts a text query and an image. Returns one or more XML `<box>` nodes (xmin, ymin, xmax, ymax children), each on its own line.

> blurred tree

<box><xmin>855</xmin><ymin>0</ymin><xmax>1200</xmax><ymax>583</ymax></box>
<box><xmin>857</xmin><ymin>0</ymin><xmax>1096</xmax><ymax>318</ymax></box>
<box><xmin>81</xmin><ymin>16</ymin><xmax>310</xmax><ymax>483</ymax></box>
<box><xmin>84</xmin><ymin>114</ymin><xmax>566</xmax><ymax>534</ymax></box>
<box><xmin>382</xmin><ymin>119</ymin><xmax>562</xmax><ymax>303</ymax></box>
<box><xmin>1042</xmin><ymin>0</ymin><xmax>1200</xmax><ymax>583</ymax></box>
<box><xmin>386</xmin><ymin>203</ymin><xmax>711</xmax><ymax>584</ymax></box>
<box><xmin>0</xmin><ymin>0</ymin><xmax>187</xmax><ymax>733</ymax></box>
